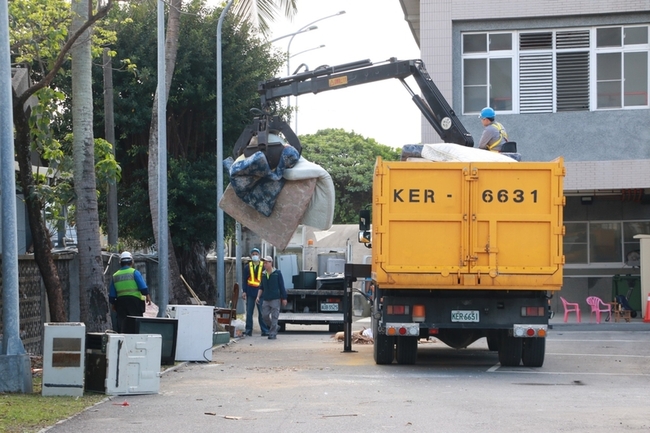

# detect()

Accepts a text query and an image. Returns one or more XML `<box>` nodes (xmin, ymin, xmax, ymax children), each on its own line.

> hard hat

<box><xmin>479</xmin><ymin>107</ymin><xmax>496</xmax><ymax>119</ymax></box>
<box><xmin>120</xmin><ymin>251</ymin><xmax>133</xmax><ymax>261</ymax></box>
<box><xmin>250</xmin><ymin>248</ymin><xmax>260</xmax><ymax>255</ymax></box>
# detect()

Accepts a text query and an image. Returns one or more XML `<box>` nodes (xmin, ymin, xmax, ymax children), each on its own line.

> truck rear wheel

<box><xmin>486</xmin><ymin>335</ymin><xmax>499</xmax><ymax>351</ymax></box>
<box><xmin>521</xmin><ymin>338</ymin><xmax>545</xmax><ymax>367</ymax></box>
<box><xmin>372</xmin><ymin>314</ymin><xmax>394</xmax><ymax>364</ymax></box>
<box><xmin>395</xmin><ymin>337</ymin><xmax>418</xmax><ymax>365</ymax></box>
<box><xmin>498</xmin><ymin>335</ymin><xmax>522</xmax><ymax>367</ymax></box>
<box><xmin>374</xmin><ymin>334</ymin><xmax>395</xmax><ymax>364</ymax></box>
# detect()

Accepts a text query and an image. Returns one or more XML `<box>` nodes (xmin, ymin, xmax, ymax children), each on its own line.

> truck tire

<box><xmin>521</xmin><ymin>338</ymin><xmax>545</xmax><ymax>367</ymax></box>
<box><xmin>374</xmin><ymin>334</ymin><xmax>395</xmax><ymax>364</ymax></box>
<box><xmin>486</xmin><ymin>335</ymin><xmax>499</xmax><ymax>351</ymax></box>
<box><xmin>498</xmin><ymin>335</ymin><xmax>522</xmax><ymax>367</ymax></box>
<box><xmin>372</xmin><ymin>314</ymin><xmax>394</xmax><ymax>364</ymax></box>
<box><xmin>395</xmin><ymin>337</ymin><xmax>418</xmax><ymax>365</ymax></box>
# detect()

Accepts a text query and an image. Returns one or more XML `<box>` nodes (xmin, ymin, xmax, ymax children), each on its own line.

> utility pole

<box><xmin>103</xmin><ymin>48</ymin><xmax>118</xmax><ymax>249</ymax></box>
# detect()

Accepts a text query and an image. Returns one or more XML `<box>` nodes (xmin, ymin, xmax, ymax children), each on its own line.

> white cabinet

<box><xmin>166</xmin><ymin>305</ymin><xmax>214</xmax><ymax>362</ymax></box>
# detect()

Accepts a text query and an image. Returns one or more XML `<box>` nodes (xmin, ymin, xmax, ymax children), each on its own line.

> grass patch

<box><xmin>0</xmin><ymin>377</ymin><xmax>105</xmax><ymax>433</ymax></box>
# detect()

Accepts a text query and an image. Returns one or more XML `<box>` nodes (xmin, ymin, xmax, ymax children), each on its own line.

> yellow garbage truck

<box><xmin>360</xmin><ymin>157</ymin><xmax>565</xmax><ymax>366</ymax></box>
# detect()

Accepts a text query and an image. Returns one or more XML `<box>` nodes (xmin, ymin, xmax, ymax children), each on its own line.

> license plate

<box><xmin>451</xmin><ymin>310</ymin><xmax>479</xmax><ymax>322</ymax></box>
<box><xmin>320</xmin><ymin>303</ymin><xmax>339</xmax><ymax>312</ymax></box>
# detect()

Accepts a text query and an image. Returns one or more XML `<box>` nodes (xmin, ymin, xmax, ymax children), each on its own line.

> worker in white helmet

<box><xmin>109</xmin><ymin>251</ymin><xmax>151</xmax><ymax>332</ymax></box>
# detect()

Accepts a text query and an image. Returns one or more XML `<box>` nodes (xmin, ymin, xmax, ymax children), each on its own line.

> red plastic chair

<box><xmin>560</xmin><ymin>296</ymin><xmax>581</xmax><ymax>323</ymax></box>
<box><xmin>586</xmin><ymin>296</ymin><xmax>612</xmax><ymax>324</ymax></box>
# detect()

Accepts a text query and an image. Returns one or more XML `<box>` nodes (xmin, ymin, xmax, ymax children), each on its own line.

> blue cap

<box><xmin>250</xmin><ymin>248</ymin><xmax>260</xmax><ymax>255</ymax></box>
<box><xmin>479</xmin><ymin>107</ymin><xmax>496</xmax><ymax>119</ymax></box>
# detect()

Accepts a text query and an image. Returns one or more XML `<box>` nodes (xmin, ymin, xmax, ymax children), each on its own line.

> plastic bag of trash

<box><xmin>231</xmin><ymin>319</ymin><xmax>246</xmax><ymax>337</ymax></box>
<box><xmin>144</xmin><ymin>302</ymin><xmax>159</xmax><ymax>318</ymax></box>
<box><xmin>362</xmin><ymin>327</ymin><xmax>373</xmax><ymax>339</ymax></box>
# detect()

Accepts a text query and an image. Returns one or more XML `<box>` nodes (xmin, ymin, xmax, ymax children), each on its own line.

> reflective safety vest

<box><xmin>247</xmin><ymin>262</ymin><xmax>263</xmax><ymax>287</ymax></box>
<box><xmin>113</xmin><ymin>268</ymin><xmax>141</xmax><ymax>299</ymax></box>
<box><xmin>486</xmin><ymin>122</ymin><xmax>508</xmax><ymax>151</ymax></box>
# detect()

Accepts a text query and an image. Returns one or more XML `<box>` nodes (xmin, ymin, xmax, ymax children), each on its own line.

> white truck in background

<box><xmin>262</xmin><ymin>225</ymin><xmax>371</xmax><ymax>332</ymax></box>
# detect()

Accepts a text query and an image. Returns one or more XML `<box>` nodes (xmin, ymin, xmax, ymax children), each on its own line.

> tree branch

<box><xmin>14</xmin><ymin>1</ymin><xmax>113</xmax><ymax>109</ymax></box>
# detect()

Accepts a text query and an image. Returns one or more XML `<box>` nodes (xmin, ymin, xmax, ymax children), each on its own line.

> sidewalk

<box><xmin>549</xmin><ymin>312</ymin><xmax>649</xmax><ymax>331</ymax></box>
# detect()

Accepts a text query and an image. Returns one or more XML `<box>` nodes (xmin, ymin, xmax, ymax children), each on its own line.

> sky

<box><xmin>265</xmin><ymin>0</ymin><xmax>422</xmax><ymax>149</ymax></box>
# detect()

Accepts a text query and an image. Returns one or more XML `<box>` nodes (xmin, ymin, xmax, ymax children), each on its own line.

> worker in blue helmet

<box><xmin>241</xmin><ymin>247</ymin><xmax>270</xmax><ymax>336</ymax></box>
<box><xmin>478</xmin><ymin>107</ymin><xmax>509</xmax><ymax>152</ymax></box>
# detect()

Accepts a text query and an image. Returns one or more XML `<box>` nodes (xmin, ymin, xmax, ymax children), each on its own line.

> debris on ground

<box><xmin>331</xmin><ymin>328</ymin><xmax>373</xmax><ymax>344</ymax></box>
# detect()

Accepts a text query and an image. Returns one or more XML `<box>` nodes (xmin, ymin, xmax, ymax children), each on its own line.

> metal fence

<box><xmin>0</xmin><ymin>252</ymin><xmax>234</xmax><ymax>355</ymax></box>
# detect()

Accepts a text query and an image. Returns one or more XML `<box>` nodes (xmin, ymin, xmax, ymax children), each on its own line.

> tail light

<box><xmin>513</xmin><ymin>324</ymin><xmax>547</xmax><ymax>338</ymax></box>
<box><xmin>386</xmin><ymin>323</ymin><xmax>419</xmax><ymax>337</ymax></box>
<box><xmin>386</xmin><ymin>305</ymin><xmax>410</xmax><ymax>315</ymax></box>
<box><xmin>520</xmin><ymin>306</ymin><xmax>546</xmax><ymax>317</ymax></box>
<box><xmin>413</xmin><ymin>304</ymin><xmax>425</xmax><ymax>322</ymax></box>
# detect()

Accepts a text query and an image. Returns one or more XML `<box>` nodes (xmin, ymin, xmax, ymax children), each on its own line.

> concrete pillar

<box><xmin>633</xmin><ymin>234</ymin><xmax>650</xmax><ymax>318</ymax></box>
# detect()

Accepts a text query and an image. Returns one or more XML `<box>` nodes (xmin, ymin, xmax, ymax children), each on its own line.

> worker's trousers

<box><xmin>261</xmin><ymin>299</ymin><xmax>281</xmax><ymax>337</ymax></box>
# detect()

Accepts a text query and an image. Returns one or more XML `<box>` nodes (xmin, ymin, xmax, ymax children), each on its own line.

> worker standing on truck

<box><xmin>242</xmin><ymin>248</ymin><xmax>270</xmax><ymax>337</ymax></box>
<box><xmin>256</xmin><ymin>256</ymin><xmax>287</xmax><ymax>340</ymax></box>
<box><xmin>478</xmin><ymin>107</ymin><xmax>509</xmax><ymax>151</ymax></box>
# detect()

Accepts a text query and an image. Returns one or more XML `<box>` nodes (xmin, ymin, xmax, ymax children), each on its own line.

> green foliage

<box><xmin>299</xmin><ymin>129</ymin><xmax>401</xmax><ymax>224</ymax></box>
<box><xmin>8</xmin><ymin>0</ymin><xmax>71</xmax><ymax>69</ymax></box>
<box><xmin>10</xmin><ymin>0</ymin><xmax>120</xmax><ymax>235</ymax></box>
<box><xmin>233</xmin><ymin>0</ymin><xmax>297</xmax><ymax>36</ymax></box>
<box><xmin>9</xmin><ymin>0</ymin><xmax>116</xmax><ymax>73</ymax></box>
<box><xmin>168</xmin><ymin>158</ymin><xmax>217</xmax><ymax>251</ymax></box>
<box><xmin>100</xmin><ymin>0</ymin><xmax>284</xmax><ymax>248</ymax></box>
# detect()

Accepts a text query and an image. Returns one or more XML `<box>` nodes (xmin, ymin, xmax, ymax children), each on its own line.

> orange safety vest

<box><xmin>247</xmin><ymin>262</ymin><xmax>263</xmax><ymax>287</ymax></box>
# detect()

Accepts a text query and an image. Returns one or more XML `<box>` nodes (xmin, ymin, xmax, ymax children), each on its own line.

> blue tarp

<box><xmin>224</xmin><ymin>146</ymin><xmax>300</xmax><ymax>216</ymax></box>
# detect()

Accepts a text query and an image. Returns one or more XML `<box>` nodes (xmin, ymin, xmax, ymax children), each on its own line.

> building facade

<box><xmin>399</xmin><ymin>0</ymin><xmax>650</xmax><ymax>313</ymax></box>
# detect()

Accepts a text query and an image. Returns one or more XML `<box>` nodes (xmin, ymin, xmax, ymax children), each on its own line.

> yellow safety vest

<box><xmin>113</xmin><ymin>268</ymin><xmax>141</xmax><ymax>299</ymax></box>
<box><xmin>247</xmin><ymin>262</ymin><xmax>263</xmax><ymax>287</ymax></box>
<box><xmin>486</xmin><ymin>122</ymin><xmax>508</xmax><ymax>151</ymax></box>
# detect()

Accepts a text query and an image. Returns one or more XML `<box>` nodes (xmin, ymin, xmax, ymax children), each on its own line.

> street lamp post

<box><xmin>290</xmin><ymin>44</ymin><xmax>325</xmax><ymax>61</ymax></box>
<box><xmin>285</xmin><ymin>11</ymin><xmax>345</xmax><ymax>131</ymax></box>
<box><xmin>286</xmin><ymin>11</ymin><xmax>345</xmax><ymax>78</ymax></box>
<box><xmin>216</xmin><ymin>0</ymin><xmax>234</xmax><ymax>307</ymax></box>
<box><xmin>269</xmin><ymin>25</ymin><xmax>317</xmax><ymax>44</ymax></box>
<box><xmin>290</xmin><ymin>45</ymin><xmax>326</xmax><ymax>134</ymax></box>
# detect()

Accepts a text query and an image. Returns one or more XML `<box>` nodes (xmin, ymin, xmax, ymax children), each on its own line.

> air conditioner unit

<box><xmin>42</xmin><ymin>323</ymin><xmax>86</xmax><ymax>396</ymax></box>
<box><xmin>85</xmin><ymin>333</ymin><xmax>161</xmax><ymax>395</ymax></box>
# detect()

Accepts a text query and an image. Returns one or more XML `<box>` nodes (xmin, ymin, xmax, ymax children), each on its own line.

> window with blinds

<box><xmin>461</xmin><ymin>25</ymin><xmax>649</xmax><ymax>114</ymax></box>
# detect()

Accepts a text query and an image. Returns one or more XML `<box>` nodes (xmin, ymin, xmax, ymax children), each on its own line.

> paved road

<box><xmin>46</xmin><ymin>318</ymin><xmax>650</xmax><ymax>433</ymax></box>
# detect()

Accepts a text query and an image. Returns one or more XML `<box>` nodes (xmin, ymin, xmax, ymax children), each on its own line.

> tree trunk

<box><xmin>147</xmin><ymin>0</ymin><xmax>186</xmax><ymax>305</ymax></box>
<box><xmin>177</xmin><ymin>243</ymin><xmax>216</xmax><ymax>306</ymax></box>
<box><xmin>71</xmin><ymin>0</ymin><xmax>111</xmax><ymax>331</ymax></box>
<box><xmin>12</xmin><ymin>103</ymin><xmax>67</xmax><ymax>322</ymax></box>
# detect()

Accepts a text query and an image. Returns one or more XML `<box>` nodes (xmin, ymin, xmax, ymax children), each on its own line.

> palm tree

<box><xmin>71</xmin><ymin>0</ymin><xmax>111</xmax><ymax>331</ymax></box>
<box><xmin>146</xmin><ymin>0</ymin><xmax>298</xmax><ymax>306</ymax></box>
<box><xmin>233</xmin><ymin>0</ymin><xmax>297</xmax><ymax>36</ymax></box>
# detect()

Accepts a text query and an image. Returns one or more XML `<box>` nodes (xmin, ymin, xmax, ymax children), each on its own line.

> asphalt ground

<box><xmin>41</xmin><ymin>313</ymin><xmax>650</xmax><ymax>433</ymax></box>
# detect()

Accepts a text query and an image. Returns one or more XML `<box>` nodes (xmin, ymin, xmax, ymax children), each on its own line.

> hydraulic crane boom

<box><xmin>232</xmin><ymin>58</ymin><xmax>473</xmax><ymax>159</ymax></box>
